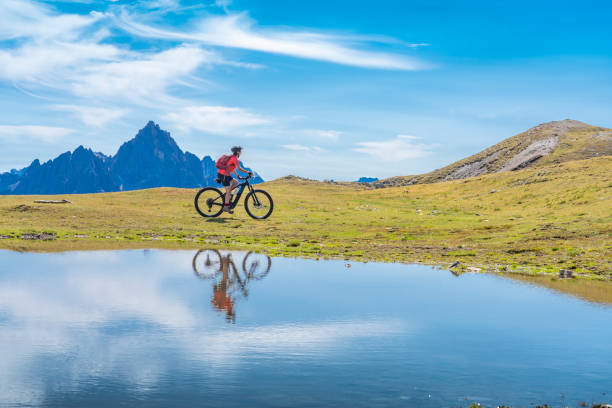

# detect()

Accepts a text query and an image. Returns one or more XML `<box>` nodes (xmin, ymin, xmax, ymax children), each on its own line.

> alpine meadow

<box><xmin>1</xmin><ymin>1</ymin><xmax>612</xmax><ymax>407</ymax></box>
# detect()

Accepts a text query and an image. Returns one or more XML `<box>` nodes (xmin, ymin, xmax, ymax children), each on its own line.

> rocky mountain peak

<box><xmin>72</xmin><ymin>145</ymin><xmax>90</xmax><ymax>157</ymax></box>
<box><xmin>526</xmin><ymin>119</ymin><xmax>592</xmax><ymax>136</ymax></box>
<box><xmin>128</xmin><ymin>121</ymin><xmax>178</xmax><ymax>150</ymax></box>
<box><xmin>372</xmin><ymin>119</ymin><xmax>611</xmax><ymax>188</ymax></box>
<box><xmin>0</xmin><ymin>121</ymin><xmax>261</xmax><ymax>194</ymax></box>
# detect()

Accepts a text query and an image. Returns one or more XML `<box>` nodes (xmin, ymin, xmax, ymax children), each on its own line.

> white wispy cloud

<box><xmin>72</xmin><ymin>45</ymin><xmax>210</xmax><ymax>103</ymax></box>
<box><xmin>281</xmin><ymin>144</ymin><xmax>325</xmax><ymax>152</ymax></box>
<box><xmin>0</xmin><ymin>0</ymin><xmax>427</xmax><ymax>136</ymax></box>
<box><xmin>0</xmin><ymin>1</ymin><xmax>121</xmax><ymax>84</ymax></box>
<box><xmin>142</xmin><ymin>0</ymin><xmax>181</xmax><ymax>10</ymax></box>
<box><xmin>51</xmin><ymin>105</ymin><xmax>128</xmax><ymax>127</ymax></box>
<box><xmin>0</xmin><ymin>40</ymin><xmax>122</xmax><ymax>84</ymax></box>
<box><xmin>0</xmin><ymin>0</ymin><xmax>102</xmax><ymax>41</ymax></box>
<box><xmin>0</xmin><ymin>125</ymin><xmax>73</xmax><ymax>143</ymax></box>
<box><xmin>0</xmin><ymin>1</ymin><xmax>216</xmax><ymax>106</ymax></box>
<box><xmin>116</xmin><ymin>12</ymin><xmax>426</xmax><ymax>70</ymax></box>
<box><xmin>353</xmin><ymin>135</ymin><xmax>435</xmax><ymax>161</ymax></box>
<box><xmin>307</xmin><ymin>129</ymin><xmax>342</xmax><ymax>141</ymax></box>
<box><xmin>395</xmin><ymin>134</ymin><xmax>422</xmax><ymax>140</ymax></box>
<box><xmin>215</xmin><ymin>0</ymin><xmax>233</xmax><ymax>7</ymax></box>
<box><xmin>163</xmin><ymin>105</ymin><xmax>269</xmax><ymax>134</ymax></box>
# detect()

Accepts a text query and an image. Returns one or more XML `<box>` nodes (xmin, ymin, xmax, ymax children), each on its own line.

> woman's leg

<box><xmin>224</xmin><ymin>178</ymin><xmax>238</xmax><ymax>206</ymax></box>
<box><xmin>224</xmin><ymin>185</ymin><xmax>231</xmax><ymax>205</ymax></box>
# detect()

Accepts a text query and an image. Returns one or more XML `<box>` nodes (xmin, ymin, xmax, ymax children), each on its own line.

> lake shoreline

<box><xmin>1</xmin><ymin>157</ymin><xmax>610</xmax><ymax>278</ymax></box>
<box><xmin>1</xmin><ymin>237</ymin><xmax>610</xmax><ymax>282</ymax></box>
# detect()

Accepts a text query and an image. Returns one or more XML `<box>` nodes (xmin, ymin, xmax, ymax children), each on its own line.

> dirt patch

<box><xmin>19</xmin><ymin>233</ymin><xmax>57</xmax><ymax>241</ymax></box>
<box><xmin>499</xmin><ymin>135</ymin><xmax>559</xmax><ymax>172</ymax></box>
<box><xmin>6</xmin><ymin>204</ymin><xmax>39</xmax><ymax>212</ymax></box>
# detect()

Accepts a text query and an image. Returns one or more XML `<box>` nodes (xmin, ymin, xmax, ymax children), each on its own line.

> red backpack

<box><xmin>216</xmin><ymin>154</ymin><xmax>233</xmax><ymax>172</ymax></box>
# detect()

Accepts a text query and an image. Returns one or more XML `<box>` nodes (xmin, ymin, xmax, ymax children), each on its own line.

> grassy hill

<box><xmin>374</xmin><ymin>119</ymin><xmax>612</xmax><ymax>187</ymax></box>
<box><xmin>0</xmin><ymin>155</ymin><xmax>610</xmax><ymax>278</ymax></box>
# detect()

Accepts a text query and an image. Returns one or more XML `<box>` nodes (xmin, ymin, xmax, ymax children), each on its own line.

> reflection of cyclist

<box><xmin>192</xmin><ymin>250</ymin><xmax>273</xmax><ymax>323</ymax></box>
<box><xmin>211</xmin><ymin>255</ymin><xmax>236</xmax><ymax>322</ymax></box>
<box><xmin>215</xmin><ymin>146</ymin><xmax>253</xmax><ymax>214</ymax></box>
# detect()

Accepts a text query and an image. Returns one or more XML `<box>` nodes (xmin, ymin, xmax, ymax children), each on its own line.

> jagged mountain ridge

<box><xmin>373</xmin><ymin>119</ymin><xmax>612</xmax><ymax>188</ymax></box>
<box><xmin>110</xmin><ymin>123</ymin><xmax>205</xmax><ymax>191</ymax></box>
<box><xmin>0</xmin><ymin>121</ymin><xmax>263</xmax><ymax>195</ymax></box>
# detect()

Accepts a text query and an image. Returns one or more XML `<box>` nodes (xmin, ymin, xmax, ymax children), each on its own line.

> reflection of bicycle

<box><xmin>193</xmin><ymin>249</ymin><xmax>272</xmax><ymax>280</ymax></box>
<box><xmin>194</xmin><ymin>174</ymin><xmax>274</xmax><ymax>219</ymax></box>
<box><xmin>192</xmin><ymin>250</ymin><xmax>272</xmax><ymax>322</ymax></box>
<box><xmin>192</xmin><ymin>249</ymin><xmax>224</xmax><ymax>279</ymax></box>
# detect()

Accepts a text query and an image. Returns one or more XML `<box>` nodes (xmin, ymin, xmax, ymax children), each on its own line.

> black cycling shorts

<box><xmin>217</xmin><ymin>173</ymin><xmax>233</xmax><ymax>187</ymax></box>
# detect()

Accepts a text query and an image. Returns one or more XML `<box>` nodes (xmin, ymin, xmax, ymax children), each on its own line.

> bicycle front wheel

<box><xmin>242</xmin><ymin>251</ymin><xmax>272</xmax><ymax>279</ymax></box>
<box><xmin>194</xmin><ymin>187</ymin><xmax>225</xmax><ymax>218</ymax></box>
<box><xmin>244</xmin><ymin>189</ymin><xmax>274</xmax><ymax>219</ymax></box>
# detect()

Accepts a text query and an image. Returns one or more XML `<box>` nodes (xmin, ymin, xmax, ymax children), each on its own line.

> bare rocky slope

<box><xmin>371</xmin><ymin>119</ymin><xmax>612</xmax><ymax>188</ymax></box>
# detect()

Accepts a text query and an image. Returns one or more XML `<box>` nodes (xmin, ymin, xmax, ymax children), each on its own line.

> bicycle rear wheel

<box><xmin>192</xmin><ymin>249</ymin><xmax>223</xmax><ymax>279</ymax></box>
<box><xmin>194</xmin><ymin>187</ymin><xmax>225</xmax><ymax>218</ymax></box>
<box><xmin>244</xmin><ymin>189</ymin><xmax>273</xmax><ymax>219</ymax></box>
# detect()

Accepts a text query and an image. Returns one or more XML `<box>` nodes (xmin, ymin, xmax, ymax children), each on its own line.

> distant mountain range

<box><xmin>0</xmin><ymin>121</ymin><xmax>263</xmax><ymax>195</ymax></box>
<box><xmin>356</xmin><ymin>177</ymin><xmax>378</xmax><ymax>183</ymax></box>
<box><xmin>373</xmin><ymin>119</ymin><xmax>612</xmax><ymax>187</ymax></box>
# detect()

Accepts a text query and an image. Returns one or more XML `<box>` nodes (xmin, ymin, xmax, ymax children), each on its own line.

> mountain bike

<box><xmin>194</xmin><ymin>174</ymin><xmax>274</xmax><ymax>219</ymax></box>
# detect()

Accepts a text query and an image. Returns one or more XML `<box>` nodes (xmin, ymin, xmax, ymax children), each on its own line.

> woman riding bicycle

<box><xmin>216</xmin><ymin>146</ymin><xmax>252</xmax><ymax>213</ymax></box>
<box><xmin>197</xmin><ymin>148</ymin><xmax>273</xmax><ymax>219</ymax></box>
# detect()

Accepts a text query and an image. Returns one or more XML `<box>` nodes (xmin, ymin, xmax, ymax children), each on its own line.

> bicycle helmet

<box><xmin>231</xmin><ymin>146</ymin><xmax>242</xmax><ymax>154</ymax></box>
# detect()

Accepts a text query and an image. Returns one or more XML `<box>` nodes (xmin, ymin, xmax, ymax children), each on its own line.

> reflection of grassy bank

<box><xmin>0</xmin><ymin>156</ymin><xmax>610</xmax><ymax>278</ymax></box>
<box><xmin>502</xmin><ymin>274</ymin><xmax>612</xmax><ymax>305</ymax></box>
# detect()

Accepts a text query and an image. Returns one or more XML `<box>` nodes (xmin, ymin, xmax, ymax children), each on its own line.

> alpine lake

<box><xmin>1</xmin><ymin>249</ymin><xmax>611</xmax><ymax>408</ymax></box>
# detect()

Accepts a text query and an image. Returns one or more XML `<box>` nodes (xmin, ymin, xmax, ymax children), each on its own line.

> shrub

<box><xmin>287</xmin><ymin>239</ymin><xmax>301</xmax><ymax>247</ymax></box>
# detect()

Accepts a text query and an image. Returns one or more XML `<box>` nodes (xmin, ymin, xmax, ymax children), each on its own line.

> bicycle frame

<box><xmin>227</xmin><ymin>177</ymin><xmax>259</xmax><ymax>209</ymax></box>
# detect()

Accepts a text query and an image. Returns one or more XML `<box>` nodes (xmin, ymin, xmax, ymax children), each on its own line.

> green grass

<box><xmin>0</xmin><ymin>156</ymin><xmax>610</xmax><ymax>278</ymax></box>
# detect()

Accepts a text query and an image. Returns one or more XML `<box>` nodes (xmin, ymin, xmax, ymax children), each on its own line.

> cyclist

<box><xmin>216</xmin><ymin>146</ymin><xmax>252</xmax><ymax>213</ymax></box>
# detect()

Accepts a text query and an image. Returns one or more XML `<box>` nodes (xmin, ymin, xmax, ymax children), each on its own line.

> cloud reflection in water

<box><xmin>0</xmin><ymin>249</ymin><xmax>404</xmax><ymax>406</ymax></box>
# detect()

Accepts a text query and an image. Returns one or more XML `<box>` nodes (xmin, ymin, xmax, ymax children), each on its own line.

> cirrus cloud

<box><xmin>163</xmin><ymin>105</ymin><xmax>269</xmax><ymax>134</ymax></box>
<box><xmin>116</xmin><ymin>12</ymin><xmax>427</xmax><ymax>70</ymax></box>
<box><xmin>0</xmin><ymin>125</ymin><xmax>73</xmax><ymax>143</ymax></box>
<box><xmin>307</xmin><ymin>129</ymin><xmax>342</xmax><ymax>141</ymax></box>
<box><xmin>51</xmin><ymin>105</ymin><xmax>128</xmax><ymax>127</ymax></box>
<box><xmin>72</xmin><ymin>45</ymin><xmax>211</xmax><ymax>104</ymax></box>
<box><xmin>353</xmin><ymin>135</ymin><xmax>435</xmax><ymax>161</ymax></box>
<box><xmin>281</xmin><ymin>144</ymin><xmax>325</xmax><ymax>152</ymax></box>
<box><xmin>0</xmin><ymin>1</ymin><xmax>223</xmax><ymax>105</ymax></box>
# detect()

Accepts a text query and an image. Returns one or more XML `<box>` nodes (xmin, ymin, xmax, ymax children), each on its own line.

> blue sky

<box><xmin>1</xmin><ymin>0</ymin><xmax>611</xmax><ymax>180</ymax></box>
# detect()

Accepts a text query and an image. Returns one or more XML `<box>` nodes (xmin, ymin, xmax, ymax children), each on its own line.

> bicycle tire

<box><xmin>244</xmin><ymin>189</ymin><xmax>274</xmax><ymax>219</ymax></box>
<box><xmin>242</xmin><ymin>251</ymin><xmax>272</xmax><ymax>280</ymax></box>
<box><xmin>194</xmin><ymin>187</ymin><xmax>225</xmax><ymax>218</ymax></box>
<box><xmin>192</xmin><ymin>249</ymin><xmax>223</xmax><ymax>279</ymax></box>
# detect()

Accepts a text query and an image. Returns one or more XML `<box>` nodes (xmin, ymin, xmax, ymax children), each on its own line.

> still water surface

<box><xmin>1</xmin><ymin>249</ymin><xmax>611</xmax><ymax>408</ymax></box>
